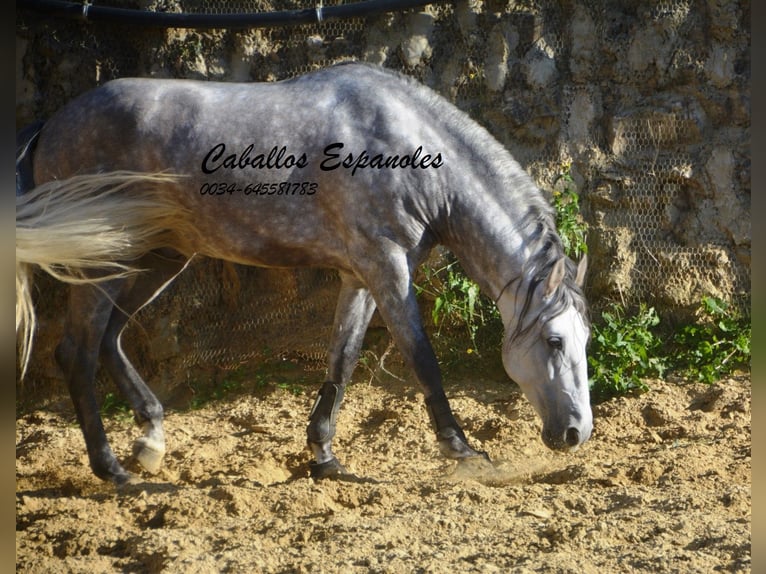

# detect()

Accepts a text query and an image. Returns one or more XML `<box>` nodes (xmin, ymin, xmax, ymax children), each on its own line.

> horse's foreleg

<box><xmin>56</xmin><ymin>280</ymin><xmax>131</xmax><ymax>484</ymax></box>
<box><xmin>360</xmin><ymin>251</ymin><xmax>486</xmax><ymax>463</ymax></box>
<box><xmin>307</xmin><ymin>273</ymin><xmax>376</xmax><ymax>478</ymax></box>
<box><xmin>100</xmin><ymin>251</ymin><xmax>187</xmax><ymax>475</ymax></box>
<box><xmin>393</xmin><ymin>312</ymin><xmax>486</xmax><ymax>461</ymax></box>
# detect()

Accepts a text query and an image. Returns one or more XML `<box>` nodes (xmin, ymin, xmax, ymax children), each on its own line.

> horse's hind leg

<box><xmin>56</xmin><ymin>278</ymin><xmax>130</xmax><ymax>484</ymax></box>
<box><xmin>99</xmin><ymin>250</ymin><xmax>187</xmax><ymax>475</ymax></box>
<box><xmin>307</xmin><ymin>272</ymin><xmax>376</xmax><ymax>478</ymax></box>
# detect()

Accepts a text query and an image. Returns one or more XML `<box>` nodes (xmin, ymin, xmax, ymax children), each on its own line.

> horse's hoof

<box><xmin>133</xmin><ymin>437</ymin><xmax>165</xmax><ymax>474</ymax></box>
<box><xmin>309</xmin><ymin>457</ymin><xmax>348</xmax><ymax>479</ymax></box>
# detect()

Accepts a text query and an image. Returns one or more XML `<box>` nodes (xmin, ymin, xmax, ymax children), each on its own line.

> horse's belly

<box><xmin>189</xmin><ymin>218</ymin><xmax>349</xmax><ymax>270</ymax></box>
<box><xmin>166</xmin><ymin>170</ymin><xmax>350</xmax><ymax>268</ymax></box>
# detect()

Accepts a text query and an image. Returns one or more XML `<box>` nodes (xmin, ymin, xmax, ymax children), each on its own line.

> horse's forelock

<box><xmin>509</xmin><ymin>229</ymin><xmax>590</xmax><ymax>345</ymax></box>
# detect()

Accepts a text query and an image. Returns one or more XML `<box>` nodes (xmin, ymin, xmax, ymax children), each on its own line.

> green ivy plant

<box><xmin>100</xmin><ymin>391</ymin><xmax>133</xmax><ymax>420</ymax></box>
<box><xmin>586</xmin><ymin>296</ymin><xmax>751</xmax><ymax>401</ymax></box>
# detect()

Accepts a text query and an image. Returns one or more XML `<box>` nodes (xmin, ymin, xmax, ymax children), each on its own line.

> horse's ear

<box><xmin>543</xmin><ymin>257</ymin><xmax>566</xmax><ymax>297</ymax></box>
<box><xmin>575</xmin><ymin>254</ymin><xmax>588</xmax><ymax>288</ymax></box>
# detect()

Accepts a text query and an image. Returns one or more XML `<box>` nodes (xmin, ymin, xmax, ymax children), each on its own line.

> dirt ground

<box><xmin>16</xmin><ymin>364</ymin><xmax>750</xmax><ymax>573</ymax></box>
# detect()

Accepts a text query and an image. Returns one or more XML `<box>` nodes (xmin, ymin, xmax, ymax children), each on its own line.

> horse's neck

<box><xmin>426</xmin><ymin>120</ymin><xmax>549</xmax><ymax>311</ymax></box>
<box><xmin>441</xmin><ymin>187</ymin><xmax>536</xmax><ymax>305</ymax></box>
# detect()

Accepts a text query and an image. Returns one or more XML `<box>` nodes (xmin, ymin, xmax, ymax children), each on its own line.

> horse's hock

<box><xmin>16</xmin><ymin>1</ymin><xmax>750</xmax><ymax>400</ymax></box>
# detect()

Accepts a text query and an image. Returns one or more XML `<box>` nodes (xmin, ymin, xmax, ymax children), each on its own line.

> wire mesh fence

<box><xmin>16</xmin><ymin>0</ymin><xmax>750</xmax><ymax>397</ymax></box>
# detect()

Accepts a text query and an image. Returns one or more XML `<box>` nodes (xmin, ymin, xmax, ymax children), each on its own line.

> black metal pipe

<box><xmin>17</xmin><ymin>0</ymin><xmax>447</xmax><ymax>29</ymax></box>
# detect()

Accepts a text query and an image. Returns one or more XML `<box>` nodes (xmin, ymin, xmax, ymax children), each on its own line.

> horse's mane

<box><xmin>508</xmin><ymin>208</ymin><xmax>590</xmax><ymax>344</ymax></box>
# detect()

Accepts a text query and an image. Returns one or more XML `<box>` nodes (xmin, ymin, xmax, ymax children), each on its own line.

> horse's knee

<box><xmin>98</xmin><ymin>330</ymin><xmax>122</xmax><ymax>367</ymax></box>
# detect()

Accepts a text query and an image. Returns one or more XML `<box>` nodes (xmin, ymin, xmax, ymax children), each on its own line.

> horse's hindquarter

<box><xmin>32</xmin><ymin>66</ymin><xmax>443</xmax><ymax>272</ymax></box>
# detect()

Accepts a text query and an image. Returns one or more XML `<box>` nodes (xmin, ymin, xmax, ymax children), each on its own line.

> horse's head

<box><xmin>498</xmin><ymin>255</ymin><xmax>592</xmax><ymax>451</ymax></box>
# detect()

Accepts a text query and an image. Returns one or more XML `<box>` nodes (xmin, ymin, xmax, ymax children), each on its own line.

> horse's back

<box><xmin>30</xmin><ymin>64</ymin><xmax>451</xmax><ymax>270</ymax></box>
<box><xmin>33</xmin><ymin>63</ymin><xmax>438</xmax><ymax>180</ymax></box>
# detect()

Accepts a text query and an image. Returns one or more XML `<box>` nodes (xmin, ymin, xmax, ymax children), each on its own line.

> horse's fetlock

<box><xmin>137</xmin><ymin>403</ymin><xmax>164</xmax><ymax>425</ymax></box>
<box><xmin>425</xmin><ymin>394</ymin><xmax>459</xmax><ymax>433</ymax></box>
<box><xmin>88</xmin><ymin>448</ymin><xmax>127</xmax><ymax>483</ymax></box>
<box><xmin>307</xmin><ymin>419</ymin><xmax>331</xmax><ymax>443</ymax></box>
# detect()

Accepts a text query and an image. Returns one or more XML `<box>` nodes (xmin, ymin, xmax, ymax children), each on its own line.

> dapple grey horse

<box><xmin>17</xmin><ymin>63</ymin><xmax>591</xmax><ymax>485</ymax></box>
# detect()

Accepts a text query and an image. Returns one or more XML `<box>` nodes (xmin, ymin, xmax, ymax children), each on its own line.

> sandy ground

<box><xmin>16</xmin><ymin>367</ymin><xmax>750</xmax><ymax>573</ymax></box>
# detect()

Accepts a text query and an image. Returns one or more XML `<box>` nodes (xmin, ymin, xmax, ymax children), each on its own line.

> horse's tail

<box><xmin>16</xmin><ymin>170</ymin><xmax>194</xmax><ymax>378</ymax></box>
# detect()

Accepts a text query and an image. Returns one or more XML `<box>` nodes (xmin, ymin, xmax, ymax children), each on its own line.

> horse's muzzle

<box><xmin>542</xmin><ymin>423</ymin><xmax>592</xmax><ymax>452</ymax></box>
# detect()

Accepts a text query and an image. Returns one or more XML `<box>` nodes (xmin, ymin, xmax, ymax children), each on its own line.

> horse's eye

<box><xmin>547</xmin><ymin>337</ymin><xmax>563</xmax><ymax>351</ymax></box>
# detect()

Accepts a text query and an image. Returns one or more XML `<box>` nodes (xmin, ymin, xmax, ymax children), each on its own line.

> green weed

<box><xmin>188</xmin><ymin>367</ymin><xmax>249</xmax><ymax>410</ymax></box>
<box><xmin>587</xmin><ymin>297</ymin><xmax>751</xmax><ymax>401</ymax></box>
<box><xmin>588</xmin><ymin>303</ymin><xmax>667</xmax><ymax>401</ymax></box>
<box><xmin>669</xmin><ymin>296</ymin><xmax>750</xmax><ymax>383</ymax></box>
<box><xmin>100</xmin><ymin>392</ymin><xmax>133</xmax><ymax>420</ymax></box>
<box><xmin>552</xmin><ymin>166</ymin><xmax>589</xmax><ymax>259</ymax></box>
<box><xmin>186</xmin><ymin>360</ymin><xmax>308</xmax><ymax>410</ymax></box>
<box><xmin>415</xmin><ymin>259</ymin><xmax>501</xmax><ymax>355</ymax></box>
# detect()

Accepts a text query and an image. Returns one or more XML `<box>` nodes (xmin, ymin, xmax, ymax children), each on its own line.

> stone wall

<box><xmin>16</xmin><ymin>0</ymin><xmax>750</xmax><ymax>398</ymax></box>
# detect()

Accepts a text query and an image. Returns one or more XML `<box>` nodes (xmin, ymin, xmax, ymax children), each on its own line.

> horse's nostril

<box><xmin>565</xmin><ymin>427</ymin><xmax>580</xmax><ymax>446</ymax></box>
